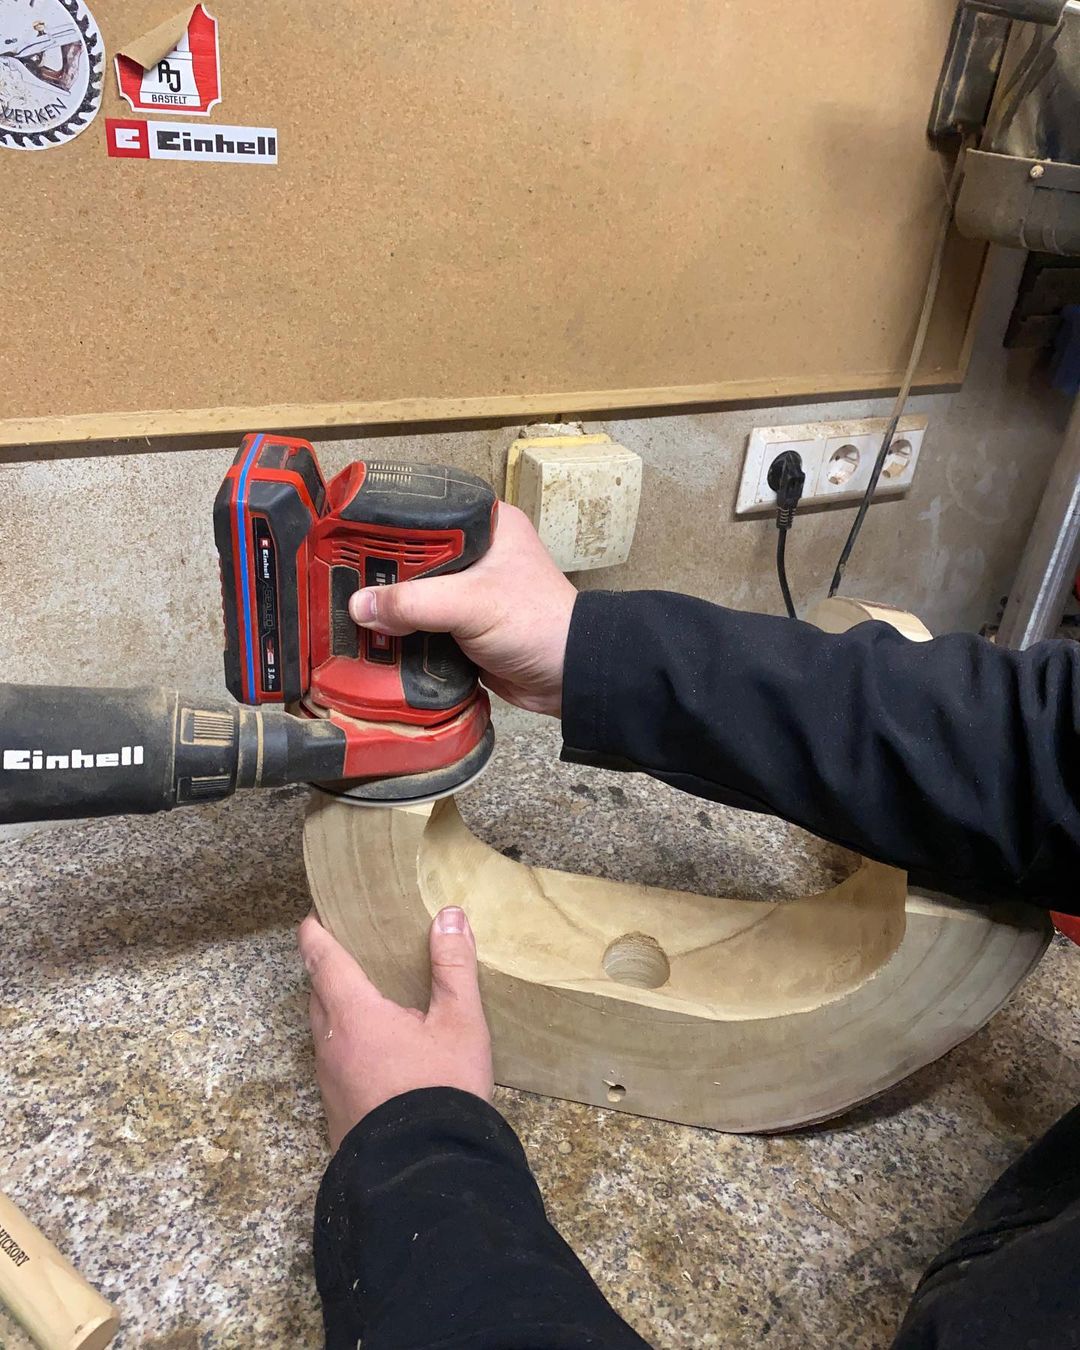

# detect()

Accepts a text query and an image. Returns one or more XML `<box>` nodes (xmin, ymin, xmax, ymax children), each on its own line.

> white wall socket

<box><xmin>735</xmin><ymin>416</ymin><xmax>928</xmax><ymax>516</ymax></box>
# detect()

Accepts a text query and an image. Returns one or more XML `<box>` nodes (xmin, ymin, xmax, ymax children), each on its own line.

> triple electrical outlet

<box><xmin>736</xmin><ymin>417</ymin><xmax>928</xmax><ymax>516</ymax></box>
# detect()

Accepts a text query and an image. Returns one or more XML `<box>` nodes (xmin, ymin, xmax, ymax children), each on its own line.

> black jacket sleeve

<box><xmin>314</xmin><ymin>1086</ymin><xmax>652</xmax><ymax>1350</ymax></box>
<box><xmin>561</xmin><ymin>591</ymin><xmax>1080</xmax><ymax>913</ymax></box>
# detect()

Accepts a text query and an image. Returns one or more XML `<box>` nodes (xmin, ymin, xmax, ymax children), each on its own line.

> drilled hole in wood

<box><xmin>602</xmin><ymin>932</ymin><xmax>671</xmax><ymax>989</ymax></box>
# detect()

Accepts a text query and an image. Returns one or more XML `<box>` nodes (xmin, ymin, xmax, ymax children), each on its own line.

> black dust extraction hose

<box><xmin>0</xmin><ymin>684</ymin><xmax>348</xmax><ymax>824</ymax></box>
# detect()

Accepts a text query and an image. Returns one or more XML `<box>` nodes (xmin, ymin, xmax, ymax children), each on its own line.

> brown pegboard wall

<box><xmin>1</xmin><ymin>0</ymin><xmax>984</xmax><ymax>448</ymax></box>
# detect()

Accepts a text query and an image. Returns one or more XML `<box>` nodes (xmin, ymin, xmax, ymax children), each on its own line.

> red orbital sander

<box><xmin>214</xmin><ymin>434</ymin><xmax>498</xmax><ymax>806</ymax></box>
<box><xmin>0</xmin><ymin>434</ymin><xmax>497</xmax><ymax>825</ymax></box>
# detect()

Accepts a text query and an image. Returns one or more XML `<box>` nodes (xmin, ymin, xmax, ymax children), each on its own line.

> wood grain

<box><xmin>303</xmin><ymin>794</ymin><xmax>1048</xmax><ymax>1132</ymax></box>
<box><xmin>302</xmin><ymin>597</ymin><xmax>1049</xmax><ymax>1132</ymax></box>
<box><xmin>807</xmin><ymin>597</ymin><xmax>935</xmax><ymax>641</ymax></box>
<box><xmin>2</xmin><ymin>0</ymin><xmax>984</xmax><ymax>448</ymax></box>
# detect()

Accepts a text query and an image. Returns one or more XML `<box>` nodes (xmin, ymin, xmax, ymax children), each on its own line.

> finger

<box><xmin>349</xmin><ymin>573</ymin><xmax>490</xmax><ymax>639</ymax></box>
<box><xmin>298</xmin><ymin>914</ymin><xmax>381</xmax><ymax>1015</ymax></box>
<box><xmin>427</xmin><ymin>907</ymin><xmax>484</xmax><ymax>1023</ymax></box>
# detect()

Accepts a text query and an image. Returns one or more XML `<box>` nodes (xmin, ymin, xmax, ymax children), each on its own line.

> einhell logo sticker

<box><xmin>106</xmin><ymin>118</ymin><xmax>277</xmax><ymax>165</ymax></box>
<box><xmin>115</xmin><ymin>4</ymin><xmax>220</xmax><ymax>117</ymax></box>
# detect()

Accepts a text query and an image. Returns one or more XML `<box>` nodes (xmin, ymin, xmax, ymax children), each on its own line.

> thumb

<box><xmin>349</xmin><ymin>574</ymin><xmax>484</xmax><ymax>638</ymax></box>
<box><xmin>427</xmin><ymin>907</ymin><xmax>484</xmax><ymax>1022</ymax></box>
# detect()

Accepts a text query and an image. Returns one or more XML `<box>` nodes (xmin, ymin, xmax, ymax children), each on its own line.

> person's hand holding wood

<box><xmin>299</xmin><ymin>908</ymin><xmax>493</xmax><ymax>1149</ymax></box>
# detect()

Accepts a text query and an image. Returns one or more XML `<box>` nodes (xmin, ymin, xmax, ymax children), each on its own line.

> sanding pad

<box><xmin>311</xmin><ymin>725</ymin><xmax>495</xmax><ymax>808</ymax></box>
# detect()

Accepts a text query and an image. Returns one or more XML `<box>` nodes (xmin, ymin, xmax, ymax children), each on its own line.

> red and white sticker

<box><xmin>106</xmin><ymin>118</ymin><xmax>277</xmax><ymax>164</ymax></box>
<box><xmin>115</xmin><ymin>4</ymin><xmax>221</xmax><ymax>116</ymax></box>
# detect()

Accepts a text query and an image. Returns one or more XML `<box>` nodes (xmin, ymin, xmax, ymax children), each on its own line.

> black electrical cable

<box><xmin>768</xmin><ymin>450</ymin><xmax>806</xmax><ymax>620</ymax></box>
<box><xmin>826</xmin><ymin>409</ymin><xmax>906</xmax><ymax>601</ymax></box>
<box><xmin>776</xmin><ymin>529</ymin><xmax>796</xmax><ymax>621</ymax></box>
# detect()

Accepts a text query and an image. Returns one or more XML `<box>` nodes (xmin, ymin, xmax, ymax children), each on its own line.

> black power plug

<box><xmin>766</xmin><ymin>450</ymin><xmax>806</xmax><ymax>619</ymax></box>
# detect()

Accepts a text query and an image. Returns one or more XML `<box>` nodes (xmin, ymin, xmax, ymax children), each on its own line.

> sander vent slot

<box><xmin>365</xmin><ymin>462</ymin><xmax>417</xmax><ymax>485</ymax></box>
<box><xmin>180</xmin><ymin>774</ymin><xmax>233</xmax><ymax>801</ymax></box>
<box><xmin>363</xmin><ymin>463</ymin><xmax>448</xmax><ymax>499</ymax></box>
<box><xmin>183</xmin><ymin>709</ymin><xmax>236</xmax><ymax>746</ymax></box>
<box><xmin>332</xmin><ymin>537</ymin><xmax>454</xmax><ymax>569</ymax></box>
<box><xmin>330</xmin><ymin>566</ymin><xmax>361</xmax><ymax>657</ymax></box>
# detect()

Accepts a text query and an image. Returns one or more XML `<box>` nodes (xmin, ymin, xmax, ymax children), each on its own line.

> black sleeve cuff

<box><xmin>561</xmin><ymin>590</ymin><xmax>626</xmax><ymax>759</ymax></box>
<box><xmin>331</xmin><ymin>1085</ymin><xmax>524</xmax><ymax>1171</ymax></box>
<box><xmin>314</xmin><ymin>1085</ymin><xmax>652</xmax><ymax>1350</ymax></box>
<box><xmin>315</xmin><ymin>1086</ymin><xmax>537</xmax><ymax>1328</ymax></box>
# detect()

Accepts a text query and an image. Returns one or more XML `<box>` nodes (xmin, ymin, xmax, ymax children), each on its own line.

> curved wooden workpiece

<box><xmin>420</xmin><ymin>798</ymin><xmax>907</xmax><ymax>1019</ymax></box>
<box><xmin>303</xmin><ymin>597</ymin><xmax>1050</xmax><ymax>1132</ymax></box>
<box><xmin>805</xmin><ymin>596</ymin><xmax>934</xmax><ymax>641</ymax></box>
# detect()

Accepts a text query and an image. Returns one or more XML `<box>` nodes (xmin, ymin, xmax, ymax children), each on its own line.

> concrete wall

<box><xmin>0</xmin><ymin>248</ymin><xmax>1069</xmax><ymax>702</ymax></box>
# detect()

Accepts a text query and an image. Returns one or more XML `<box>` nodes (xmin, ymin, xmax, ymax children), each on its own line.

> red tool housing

<box><xmin>214</xmin><ymin>435</ymin><xmax>498</xmax><ymax>787</ymax></box>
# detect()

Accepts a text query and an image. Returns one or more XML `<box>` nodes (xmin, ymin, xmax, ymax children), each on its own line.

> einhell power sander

<box><xmin>0</xmin><ymin>435</ymin><xmax>498</xmax><ymax>825</ymax></box>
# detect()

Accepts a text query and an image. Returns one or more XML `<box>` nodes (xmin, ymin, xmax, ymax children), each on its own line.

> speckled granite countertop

<box><xmin>1</xmin><ymin>721</ymin><xmax>1078</xmax><ymax>1349</ymax></box>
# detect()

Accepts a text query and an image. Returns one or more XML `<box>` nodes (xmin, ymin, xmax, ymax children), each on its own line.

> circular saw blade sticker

<box><xmin>0</xmin><ymin>0</ymin><xmax>105</xmax><ymax>150</ymax></box>
<box><xmin>115</xmin><ymin>4</ymin><xmax>220</xmax><ymax>116</ymax></box>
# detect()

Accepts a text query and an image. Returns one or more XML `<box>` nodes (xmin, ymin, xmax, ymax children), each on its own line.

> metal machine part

<box><xmin>996</xmin><ymin>398</ymin><xmax>1080</xmax><ymax>645</ymax></box>
<box><xmin>930</xmin><ymin>2</ymin><xmax>1080</xmax><ymax>647</ymax></box>
<box><xmin>930</xmin><ymin>0</ymin><xmax>1080</xmax><ymax>253</ymax></box>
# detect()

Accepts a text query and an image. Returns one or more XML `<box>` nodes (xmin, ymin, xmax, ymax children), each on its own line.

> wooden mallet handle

<box><xmin>0</xmin><ymin>1192</ymin><xmax>118</xmax><ymax>1350</ymax></box>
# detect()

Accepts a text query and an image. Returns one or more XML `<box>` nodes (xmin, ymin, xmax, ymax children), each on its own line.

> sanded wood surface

<box><xmin>416</xmin><ymin>797</ymin><xmax>909</xmax><ymax>1020</ymax></box>
<box><xmin>303</xmin><ymin>794</ymin><xmax>1048</xmax><ymax>1132</ymax></box>
<box><xmin>807</xmin><ymin>597</ymin><xmax>935</xmax><ymax>641</ymax></box>
<box><xmin>3</xmin><ymin>0</ymin><xmax>983</xmax><ymax>448</ymax></box>
<box><xmin>302</xmin><ymin>597</ymin><xmax>1049</xmax><ymax>1132</ymax></box>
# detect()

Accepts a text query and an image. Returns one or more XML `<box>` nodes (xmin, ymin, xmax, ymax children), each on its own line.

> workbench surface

<box><xmin>2</xmin><ymin>722</ymin><xmax>1078</xmax><ymax>1349</ymax></box>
